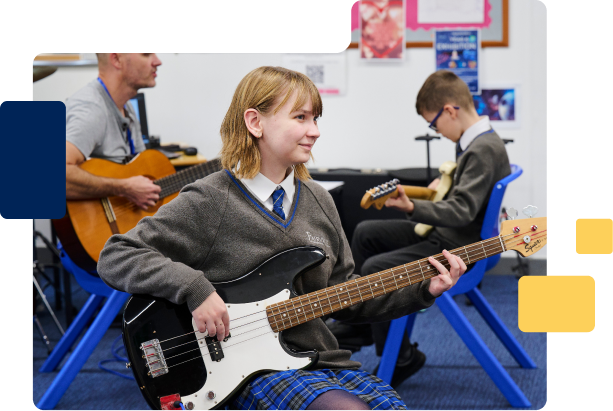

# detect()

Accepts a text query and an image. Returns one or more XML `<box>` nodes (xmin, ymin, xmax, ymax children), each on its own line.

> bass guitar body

<box><xmin>122</xmin><ymin>246</ymin><xmax>325</xmax><ymax>410</ymax></box>
<box><xmin>54</xmin><ymin>150</ymin><xmax>177</xmax><ymax>271</ymax></box>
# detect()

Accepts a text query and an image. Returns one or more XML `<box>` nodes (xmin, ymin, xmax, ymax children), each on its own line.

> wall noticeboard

<box><xmin>348</xmin><ymin>0</ymin><xmax>508</xmax><ymax>49</ymax></box>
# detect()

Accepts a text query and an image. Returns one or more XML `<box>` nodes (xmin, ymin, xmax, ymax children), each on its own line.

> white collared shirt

<box><xmin>240</xmin><ymin>169</ymin><xmax>295</xmax><ymax>218</ymax></box>
<box><xmin>458</xmin><ymin>116</ymin><xmax>492</xmax><ymax>151</ymax></box>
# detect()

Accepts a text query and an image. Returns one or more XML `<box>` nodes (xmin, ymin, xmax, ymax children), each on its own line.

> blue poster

<box><xmin>435</xmin><ymin>29</ymin><xmax>480</xmax><ymax>94</ymax></box>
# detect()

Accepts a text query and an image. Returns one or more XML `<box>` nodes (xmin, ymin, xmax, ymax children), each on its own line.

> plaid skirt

<box><xmin>232</xmin><ymin>369</ymin><xmax>408</xmax><ymax>410</ymax></box>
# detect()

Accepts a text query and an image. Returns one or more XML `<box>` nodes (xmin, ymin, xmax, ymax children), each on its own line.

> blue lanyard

<box><xmin>97</xmin><ymin>77</ymin><xmax>135</xmax><ymax>155</ymax></box>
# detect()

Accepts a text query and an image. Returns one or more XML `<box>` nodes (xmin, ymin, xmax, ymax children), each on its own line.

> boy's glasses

<box><xmin>429</xmin><ymin>106</ymin><xmax>460</xmax><ymax>132</ymax></box>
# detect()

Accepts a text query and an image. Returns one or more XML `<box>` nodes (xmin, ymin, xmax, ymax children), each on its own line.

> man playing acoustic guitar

<box><xmin>65</xmin><ymin>53</ymin><xmax>162</xmax><ymax>210</ymax></box>
<box><xmin>328</xmin><ymin>70</ymin><xmax>512</xmax><ymax>388</ymax></box>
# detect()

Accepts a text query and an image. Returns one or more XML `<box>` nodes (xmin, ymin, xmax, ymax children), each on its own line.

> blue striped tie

<box><xmin>272</xmin><ymin>187</ymin><xmax>286</xmax><ymax>220</ymax></box>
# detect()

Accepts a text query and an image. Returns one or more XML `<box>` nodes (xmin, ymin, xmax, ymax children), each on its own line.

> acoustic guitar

<box><xmin>360</xmin><ymin>161</ymin><xmax>457</xmax><ymax>236</ymax></box>
<box><xmin>53</xmin><ymin>150</ymin><xmax>222</xmax><ymax>272</ymax></box>
<box><xmin>122</xmin><ymin>215</ymin><xmax>546</xmax><ymax>410</ymax></box>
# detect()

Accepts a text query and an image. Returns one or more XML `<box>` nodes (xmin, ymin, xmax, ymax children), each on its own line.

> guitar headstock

<box><xmin>500</xmin><ymin>216</ymin><xmax>547</xmax><ymax>257</ymax></box>
<box><xmin>360</xmin><ymin>179</ymin><xmax>400</xmax><ymax>210</ymax></box>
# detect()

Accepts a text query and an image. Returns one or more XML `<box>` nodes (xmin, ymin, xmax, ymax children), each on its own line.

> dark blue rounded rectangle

<box><xmin>0</xmin><ymin>101</ymin><xmax>66</xmax><ymax>219</ymax></box>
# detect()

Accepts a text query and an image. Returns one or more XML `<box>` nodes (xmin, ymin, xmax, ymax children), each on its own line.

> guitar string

<box><xmin>146</xmin><ymin>229</ymin><xmax>545</xmax><ymax>356</ymax></box>
<box><xmin>153</xmin><ymin>330</ymin><xmax>277</xmax><ymax>374</ymax></box>
<box><xmin>150</xmin><ymin>229</ymin><xmax>547</xmax><ymax>356</ymax></box>
<box><xmin>263</xmin><ymin>232</ymin><xmax>547</xmax><ymax>334</ymax></box>
<box><xmin>156</xmin><ymin>310</ymin><xmax>267</xmax><ymax>345</ymax></box>
<box><xmin>103</xmin><ymin>161</ymin><xmax>221</xmax><ymax>216</ymax></box>
<box><xmin>147</xmin><ymin>231</ymin><xmax>546</xmax><ymax>373</ymax></box>
<box><xmin>146</xmin><ymin>235</ymin><xmax>523</xmax><ymax>371</ymax></box>
<box><xmin>149</xmin><ymin>219</ymin><xmax>532</xmax><ymax>373</ymax></box>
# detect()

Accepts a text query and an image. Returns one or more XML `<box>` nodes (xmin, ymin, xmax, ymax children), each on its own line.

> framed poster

<box><xmin>360</xmin><ymin>0</ymin><xmax>405</xmax><ymax>60</ymax></box>
<box><xmin>473</xmin><ymin>86</ymin><xmax>519</xmax><ymax>128</ymax></box>
<box><xmin>435</xmin><ymin>29</ymin><xmax>480</xmax><ymax>94</ymax></box>
<box><xmin>349</xmin><ymin>0</ymin><xmax>508</xmax><ymax>48</ymax></box>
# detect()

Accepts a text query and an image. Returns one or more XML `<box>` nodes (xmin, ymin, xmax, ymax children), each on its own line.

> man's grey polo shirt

<box><xmin>66</xmin><ymin>79</ymin><xmax>146</xmax><ymax>163</ymax></box>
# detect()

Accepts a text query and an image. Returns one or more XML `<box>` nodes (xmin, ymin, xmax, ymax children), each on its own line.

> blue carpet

<box><xmin>33</xmin><ymin>274</ymin><xmax>545</xmax><ymax>409</ymax></box>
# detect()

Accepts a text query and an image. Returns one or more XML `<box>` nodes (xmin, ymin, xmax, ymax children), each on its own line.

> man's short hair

<box><xmin>415</xmin><ymin>70</ymin><xmax>474</xmax><ymax>115</ymax></box>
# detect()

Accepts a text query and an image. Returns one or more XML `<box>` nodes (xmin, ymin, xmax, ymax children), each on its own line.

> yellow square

<box><xmin>519</xmin><ymin>276</ymin><xmax>595</xmax><ymax>332</ymax></box>
<box><xmin>576</xmin><ymin>219</ymin><xmax>612</xmax><ymax>254</ymax></box>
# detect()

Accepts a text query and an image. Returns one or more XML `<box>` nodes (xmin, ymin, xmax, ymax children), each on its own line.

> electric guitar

<box><xmin>360</xmin><ymin>161</ymin><xmax>456</xmax><ymax>237</ymax></box>
<box><xmin>53</xmin><ymin>150</ymin><xmax>222</xmax><ymax>271</ymax></box>
<box><xmin>122</xmin><ymin>214</ymin><xmax>546</xmax><ymax>410</ymax></box>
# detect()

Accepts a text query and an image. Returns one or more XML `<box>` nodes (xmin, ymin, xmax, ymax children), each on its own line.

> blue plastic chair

<box><xmin>37</xmin><ymin>245</ymin><xmax>129</xmax><ymax>410</ymax></box>
<box><xmin>377</xmin><ymin>164</ymin><xmax>536</xmax><ymax>408</ymax></box>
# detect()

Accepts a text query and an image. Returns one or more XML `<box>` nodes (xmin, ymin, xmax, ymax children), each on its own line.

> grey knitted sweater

<box><xmin>98</xmin><ymin>170</ymin><xmax>436</xmax><ymax>370</ymax></box>
<box><xmin>411</xmin><ymin>130</ymin><xmax>511</xmax><ymax>247</ymax></box>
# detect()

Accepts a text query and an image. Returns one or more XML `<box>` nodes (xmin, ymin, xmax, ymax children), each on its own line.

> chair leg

<box><xmin>39</xmin><ymin>294</ymin><xmax>105</xmax><ymax>373</ymax></box>
<box><xmin>436</xmin><ymin>293</ymin><xmax>531</xmax><ymax>407</ymax></box>
<box><xmin>377</xmin><ymin>316</ymin><xmax>408</xmax><ymax>384</ymax></box>
<box><xmin>36</xmin><ymin>290</ymin><xmax>128</xmax><ymax>410</ymax></box>
<box><xmin>466</xmin><ymin>288</ymin><xmax>536</xmax><ymax>369</ymax></box>
<box><xmin>405</xmin><ymin>312</ymin><xmax>416</xmax><ymax>340</ymax></box>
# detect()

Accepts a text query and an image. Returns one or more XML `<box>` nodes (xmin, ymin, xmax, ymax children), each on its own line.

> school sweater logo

<box><xmin>306</xmin><ymin>231</ymin><xmax>330</xmax><ymax>248</ymax></box>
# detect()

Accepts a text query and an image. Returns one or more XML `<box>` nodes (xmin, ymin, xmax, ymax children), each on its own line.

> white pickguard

<box><xmin>180</xmin><ymin>290</ymin><xmax>313</xmax><ymax>409</ymax></box>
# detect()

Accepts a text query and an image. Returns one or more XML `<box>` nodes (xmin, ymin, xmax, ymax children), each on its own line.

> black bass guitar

<box><xmin>122</xmin><ymin>217</ymin><xmax>547</xmax><ymax>410</ymax></box>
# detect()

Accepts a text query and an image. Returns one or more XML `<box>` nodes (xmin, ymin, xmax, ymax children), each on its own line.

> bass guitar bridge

<box><xmin>141</xmin><ymin>339</ymin><xmax>169</xmax><ymax>378</ymax></box>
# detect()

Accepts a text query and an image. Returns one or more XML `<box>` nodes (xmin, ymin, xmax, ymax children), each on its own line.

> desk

<box><xmin>169</xmin><ymin>153</ymin><xmax>208</xmax><ymax>169</ymax></box>
<box><xmin>160</xmin><ymin>143</ymin><xmax>208</xmax><ymax>170</ymax></box>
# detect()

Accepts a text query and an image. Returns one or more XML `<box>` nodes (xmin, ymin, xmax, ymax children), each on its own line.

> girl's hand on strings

<box><xmin>191</xmin><ymin>291</ymin><xmax>230</xmax><ymax>341</ymax></box>
<box><xmin>427</xmin><ymin>249</ymin><xmax>467</xmax><ymax>297</ymax></box>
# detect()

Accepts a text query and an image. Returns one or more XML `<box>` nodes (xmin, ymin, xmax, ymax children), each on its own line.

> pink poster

<box><xmin>352</xmin><ymin>1</ymin><xmax>492</xmax><ymax>32</ymax></box>
<box><xmin>360</xmin><ymin>0</ymin><xmax>405</xmax><ymax>60</ymax></box>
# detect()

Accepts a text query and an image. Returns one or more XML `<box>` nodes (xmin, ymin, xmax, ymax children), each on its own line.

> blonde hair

<box><xmin>220</xmin><ymin>66</ymin><xmax>323</xmax><ymax>180</ymax></box>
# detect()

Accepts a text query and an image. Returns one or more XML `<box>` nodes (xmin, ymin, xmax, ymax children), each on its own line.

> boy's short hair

<box><xmin>415</xmin><ymin>70</ymin><xmax>474</xmax><ymax>115</ymax></box>
<box><xmin>220</xmin><ymin>66</ymin><xmax>323</xmax><ymax>180</ymax></box>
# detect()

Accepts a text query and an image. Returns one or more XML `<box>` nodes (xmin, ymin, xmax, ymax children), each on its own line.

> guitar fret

<box><xmin>282</xmin><ymin>302</ymin><xmax>294</xmax><ymax>327</ymax></box>
<box><xmin>403</xmin><ymin>265</ymin><xmax>412</xmax><ymax>285</ymax></box>
<box><xmin>308</xmin><ymin>294</ymin><xmax>319</xmax><ymax>320</ymax></box>
<box><xmin>498</xmin><ymin>235</ymin><xmax>506</xmax><ymax>252</ymax></box>
<box><xmin>354</xmin><ymin>279</ymin><xmax>364</xmax><ymax>302</ymax></box>
<box><xmin>366</xmin><ymin>277</ymin><xmax>375</xmax><ymax>299</ymax></box>
<box><xmin>269</xmin><ymin>304</ymin><xmax>286</xmax><ymax>332</ymax></box>
<box><xmin>418</xmin><ymin>260</ymin><xmax>426</xmax><ymax>281</ymax></box>
<box><xmin>294</xmin><ymin>298</ymin><xmax>303</xmax><ymax>323</ymax></box>
<box><xmin>464</xmin><ymin>246</ymin><xmax>471</xmax><ymax>264</ymax></box>
<box><xmin>390</xmin><ymin>269</ymin><xmax>399</xmax><ymax>291</ymax></box>
<box><xmin>314</xmin><ymin>292</ymin><xmax>325</xmax><ymax>317</ymax></box>
<box><xmin>378</xmin><ymin>273</ymin><xmax>386</xmax><ymax>294</ymax></box>
<box><xmin>323</xmin><ymin>289</ymin><xmax>333</xmax><ymax>316</ymax></box>
<box><xmin>481</xmin><ymin>241</ymin><xmax>487</xmax><ymax>259</ymax></box>
<box><xmin>297</xmin><ymin>297</ymin><xmax>309</xmax><ymax>322</ymax></box>
<box><xmin>338</xmin><ymin>285</ymin><xmax>350</xmax><ymax>307</ymax></box>
<box><xmin>333</xmin><ymin>287</ymin><xmax>343</xmax><ymax>310</ymax></box>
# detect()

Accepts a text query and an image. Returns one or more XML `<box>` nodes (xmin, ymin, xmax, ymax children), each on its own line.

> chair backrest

<box><xmin>448</xmin><ymin>164</ymin><xmax>522</xmax><ymax>296</ymax></box>
<box><xmin>480</xmin><ymin>164</ymin><xmax>523</xmax><ymax>240</ymax></box>
<box><xmin>58</xmin><ymin>243</ymin><xmax>116</xmax><ymax>298</ymax></box>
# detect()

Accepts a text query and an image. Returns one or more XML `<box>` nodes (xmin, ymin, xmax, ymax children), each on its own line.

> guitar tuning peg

<box><xmin>506</xmin><ymin>207</ymin><xmax>518</xmax><ymax>220</ymax></box>
<box><xmin>522</xmin><ymin>205</ymin><xmax>538</xmax><ymax>218</ymax></box>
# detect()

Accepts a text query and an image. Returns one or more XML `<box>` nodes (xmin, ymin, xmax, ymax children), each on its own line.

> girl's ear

<box><xmin>244</xmin><ymin>108</ymin><xmax>263</xmax><ymax>138</ymax></box>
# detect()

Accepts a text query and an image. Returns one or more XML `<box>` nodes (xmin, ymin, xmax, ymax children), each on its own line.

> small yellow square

<box><xmin>519</xmin><ymin>276</ymin><xmax>595</xmax><ymax>332</ymax></box>
<box><xmin>576</xmin><ymin>219</ymin><xmax>612</xmax><ymax>254</ymax></box>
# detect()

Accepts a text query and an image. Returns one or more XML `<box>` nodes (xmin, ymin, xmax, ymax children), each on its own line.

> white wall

<box><xmin>34</xmin><ymin>0</ymin><xmax>546</xmax><ymax>258</ymax></box>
